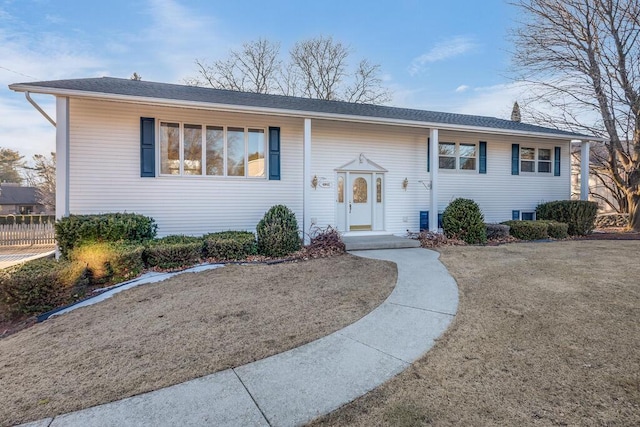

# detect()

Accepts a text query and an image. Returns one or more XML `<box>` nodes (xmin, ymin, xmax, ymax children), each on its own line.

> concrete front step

<box><xmin>343</xmin><ymin>235</ymin><xmax>421</xmax><ymax>251</ymax></box>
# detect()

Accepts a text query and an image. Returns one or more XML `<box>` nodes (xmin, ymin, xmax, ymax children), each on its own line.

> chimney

<box><xmin>511</xmin><ymin>101</ymin><xmax>521</xmax><ymax>123</ymax></box>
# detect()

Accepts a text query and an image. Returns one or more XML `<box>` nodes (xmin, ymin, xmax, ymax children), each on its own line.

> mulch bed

<box><xmin>579</xmin><ymin>229</ymin><xmax>640</xmax><ymax>240</ymax></box>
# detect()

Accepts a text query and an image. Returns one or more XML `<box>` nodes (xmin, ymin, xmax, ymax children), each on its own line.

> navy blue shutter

<box><xmin>512</xmin><ymin>210</ymin><xmax>520</xmax><ymax>220</ymax></box>
<box><xmin>479</xmin><ymin>141</ymin><xmax>487</xmax><ymax>174</ymax></box>
<box><xmin>420</xmin><ymin>211</ymin><xmax>428</xmax><ymax>230</ymax></box>
<box><xmin>140</xmin><ymin>117</ymin><xmax>155</xmax><ymax>177</ymax></box>
<box><xmin>511</xmin><ymin>144</ymin><xmax>520</xmax><ymax>175</ymax></box>
<box><xmin>554</xmin><ymin>146</ymin><xmax>561</xmax><ymax>176</ymax></box>
<box><xmin>427</xmin><ymin>137</ymin><xmax>431</xmax><ymax>172</ymax></box>
<box><xmin>268</xmin><ymin>127</ymin><xmax>281</xmax><ymax>180</ymax></box>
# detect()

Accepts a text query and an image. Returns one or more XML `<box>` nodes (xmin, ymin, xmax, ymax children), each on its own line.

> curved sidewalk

<box><xmin>21</xmin><ymin>248</ymin><xmax>458</xmax><ymax>427</ymax></box>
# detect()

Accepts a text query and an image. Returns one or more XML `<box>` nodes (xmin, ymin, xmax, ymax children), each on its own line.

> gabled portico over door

<box><xmin>336</xmin><ymin>154</ymin><xmax>387</xmax><ymax>233</ymax></box>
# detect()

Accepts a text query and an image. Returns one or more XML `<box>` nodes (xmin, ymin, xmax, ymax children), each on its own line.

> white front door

<box><xmin>349</xmin><ymin>173</ymin><xmax>372</xmax><ymax>231</ymax></box>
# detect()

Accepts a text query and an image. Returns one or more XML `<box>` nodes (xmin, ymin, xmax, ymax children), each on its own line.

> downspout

<box><xmin>25</xmin><ymin>91</ymin><xmax>56</xmax><ymax>127</ymax></box>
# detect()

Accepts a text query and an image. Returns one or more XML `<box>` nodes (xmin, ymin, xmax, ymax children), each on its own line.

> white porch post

<box><xmin>429</xmin><ymin>128</ymin><xmax>439</xmax><ymax>231</ymax></box>
<box><xmin>303</xmin><ymin>118</ymin><xmax>312</xmax><ymax>244</ymax></box>
<box><xmin>56</xmin><ymin>96</ymin><xmax>69</xmax><ymax>219</ymax></box>
<box><xmin>580</xmin><ymin>141</ymin><xmax>591</xmax><ymax>201</ymax></box>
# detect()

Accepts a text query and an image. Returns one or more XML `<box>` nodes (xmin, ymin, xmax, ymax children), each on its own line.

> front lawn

<box><xmin>312</xmin><ymin>240</ymin><xmax>640</xmax><ymax>426</ymax></box>
<box><xmin>0</xmin><ymin>254</ymin><xmax>396</xmax><ymax>426</ymax></box>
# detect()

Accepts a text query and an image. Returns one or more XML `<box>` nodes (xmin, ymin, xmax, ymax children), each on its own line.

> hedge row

<box><xmin>500</xmin><ymin>220</ymin><xmax>569</xmax><ymax>240</ymax></box>
<box><xmin>536</xmin><ymin>200</ymin><xmax>598</xmax><ymax>236</ymax></box>
<box><xmin>55</xmin><ymin>213</ymin><xmax>158</xmax><ymax>259</ymax></box>
<box><xmin>0</xmin><ymin>258</ymin><xmax>89</xmax><ymax>316</ymax></box>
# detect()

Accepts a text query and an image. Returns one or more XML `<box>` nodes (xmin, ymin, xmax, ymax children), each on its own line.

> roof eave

<box><xmin>9</xmin><ymin>83</ymin><xmax>600</xmax><ymax>141</ymax></box>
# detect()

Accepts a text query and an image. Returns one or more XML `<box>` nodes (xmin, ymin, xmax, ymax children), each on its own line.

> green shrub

<box><xmin>0</xmin><ymin>258</ymin><xmax>89</xmax><ymax>317</ymax></box>
<box><xmin>69</xmin><ymin>242</ymin><xmax>145</xmax><ymax>285</ymax></box>
<box><xmin>502</xmin><ymin>220</ymin><xmax>549</xmax><ymax>240</ymax></box>
<box><xmin>203</xmin><ymin>231</ymin><xmax>257</xmax><ymax>260</ymax></box>
<box><xmin>156</xmin><ymin>234</ymin><xmax>205</xmax><ymax>245</ymax></box>
<box><xmin>540</xmin><ymin>221</ymin><xmax>569</xmax><ymax>239</ymax></box>
<box><xmin>442</xmin><ymin>198</ymin><xmax>487</xmax><ymax>244</ymax></box>
<box><xmin>536</xmin><ymin>200</ymin><xmax>598</xmax><ymax>236</ymax></box>
<box><xmin>144</xmin><ymin>242</ymin><xmax>203</xmax><ymax>270</ymax></box>
<box><xmin>55</xmin><ymin>213</ymin><xmax>157</xmax><ymax>259</ymax></box>
<box><xmin>256</xmin><ymin>205</ymin><xmax>302</xmax><ymax>257</ymax></box>
<box><xmin>485</xmin><ymin>223</ymin><xmax>510</xmax><ymax>240</ymax></box>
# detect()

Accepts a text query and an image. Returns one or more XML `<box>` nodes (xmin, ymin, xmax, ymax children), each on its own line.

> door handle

<box><xmin>349</xmin><ymin>202</ymin><xmax>352</xmax><ymax>213</ymax></box>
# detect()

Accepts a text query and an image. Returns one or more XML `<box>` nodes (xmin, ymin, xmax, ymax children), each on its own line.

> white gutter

<box><xmin>9</xmin><ymin>83</ymin><xmax>606</xmax><ymax>141</ymax></box>
<box><xmin>25</xmin><ymin>91</ymin><xmax>56</xmax><ymax>127</ymax></box>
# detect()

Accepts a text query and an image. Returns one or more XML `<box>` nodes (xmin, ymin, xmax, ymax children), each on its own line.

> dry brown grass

<box><xmin>0</xmin><ymin>254</ymin><xmax>396</xmax><ymax>426</ymax></box>
<box><xmin>311</xmin><ymin>240</ymin><xmax>640</xmax><ymax>426</ymax></box>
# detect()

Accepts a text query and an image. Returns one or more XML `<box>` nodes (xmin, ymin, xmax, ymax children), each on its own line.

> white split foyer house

<box><xmin>9</xmin><ymin>77</ymin><xmax>598</xmax><ymax>241</ymax></box>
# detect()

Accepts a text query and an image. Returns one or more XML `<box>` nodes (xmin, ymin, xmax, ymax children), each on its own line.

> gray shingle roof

<box><xmin>10</xmin><ymin>77</ymin><xmax>591</xmax><ymax>139</ymax></box>
<box><xmin>0</xmin><ymin>185</ymin><xmax>37</xmax><ymax>205</ymax></box>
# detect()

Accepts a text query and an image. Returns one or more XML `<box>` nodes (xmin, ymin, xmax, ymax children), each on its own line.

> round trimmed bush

<box><xmin>256</xmin><ymin>205</ymin><xmax>301</xmax><ymax>257</ymax></box>
<box><xmin>442</xmin><ymin>198</ymin><xmax>487</xmax><ymax>244</ymax></box>
<box><xmin>0</xmin><ymin>258</ymin><xmax>89</xmax><ymax>316</ymax></box>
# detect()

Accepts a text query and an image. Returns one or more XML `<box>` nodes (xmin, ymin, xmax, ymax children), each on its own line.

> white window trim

<box><xmin>438</xmin><ymin>141</ymin><xmax>478</xmax><ymax>172</ymax></box>
<box><xmin>157</xmin><ymin>121</ymin><xmax>267</xmax><ymax>179</ymax></box>
<box><xmin>520</xmin><ymin>146</ymin><xmax>553</xmax><ymax>175</ymax></box>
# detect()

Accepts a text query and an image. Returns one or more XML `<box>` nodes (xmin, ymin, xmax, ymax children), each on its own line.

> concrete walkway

<box><xmin>19</xmin><ymin>248</ymin><xmax>458</xmax><ymax>427</ymax></box>
<box><xmin>0</xmin><ymin>245</ymin><xmax>56</xmax><ymax>269</ymax></box>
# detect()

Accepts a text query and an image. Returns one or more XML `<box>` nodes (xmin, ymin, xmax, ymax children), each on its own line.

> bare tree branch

<box><xmin>186</xmin><ymin>36</ymin><xmax>391</xmax><ymax>105</ymax></box>
<box><xmin>512</xmin><ymin>0</ymin><xmax>640</xmax><ymax>230</ymax></box>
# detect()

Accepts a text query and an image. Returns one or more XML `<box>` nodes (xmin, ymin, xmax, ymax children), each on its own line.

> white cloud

<box><xmin>136</xmin><ymin>0</ymin><xmax>225</xmax><ymax>82</ymax></box>
<box><xmin>409</xmin><ymin>36</ymin><xmax>478</xmax><ymax>76</ymax></box>
<box><xmin>0</xmin><ymin>11</ymin><xmax>104</xmax><ymax>162</ymax></box>
<box><xmin>455</xmin><ymin>85</ymin><xmax>470</xmax><ymax>93</ymax></box>
<box><xmin>455</xmin><ymin>83</ymin><xmax>526</xmax><ymax>118</ymax></box>
<box><xmin>0</xmin><ymin>0</ymin><xmax>227</xmax><ymax>162</ymax></box>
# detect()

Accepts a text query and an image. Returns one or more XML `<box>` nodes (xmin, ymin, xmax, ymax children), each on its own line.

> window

<box><xmin>521</xmin><ymin>212</ymin><xmax>535</xmax><ymax>221</ymax></box>
<box><xmin>438</xmin><ymin>143</ymin><xmax>456</xmax><ymax>169</ymax></box>
<box><xmin>337</xmin><ymin>176</ymin><xmax>344</xmax><ymax>203</ymax></box>
<box><xmin>521</xmin><ymin>147</ymin><xmax>535</xmax><ymax>172</ymax></box>
<box><xmin>160</xmin><ymin>122</ymin><xmax>180</xmax><ymax>175</ymax></box>
<box><xmin>247</xmin><ymin>129</ymin><xmax>265</xmax><ymax>177</ymax></box>
<box><xmin>459</xmin><ymin>143</ymin><xmax>476</xmax><ymax>170</ymax></box>
<box><xmin>183</xmin><ymin>124</ymin><xmax>202</xmax><ymax>175</ymax></box>
<box><xmin>376</xmin><ymin>177</ymin><xmax>382</xmax><ymax>203</ymax></box>
<box><xmin>206</xmin><ymin>126</ymin><xmax>224</xmax><ymax>175</ymax></box>
<box><xmin>439</xmin><ymin>142</ymin><xmax>477</xmax><ymax>171</ymax></box>
<box><xmin>538</xmin><ymin>148</ymin><xmax>551</xmax><ymax>173</ymax></box>
<box><xmin>159</xmin><ymin>122</ymin><xmax>266</xmax><ymax>178</ymax></box>
<box><xmin>19</xmin><ymin>205</ymin><xmax>34</xmax><ymax>214</ymax></box>
<box><xmin>521</xmin><ymin>147</ymin><xmax>552</xmax><ymax>174</ymax></box>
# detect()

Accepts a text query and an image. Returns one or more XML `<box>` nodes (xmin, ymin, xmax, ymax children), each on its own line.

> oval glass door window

<box><xmin>353</xmin><ymin>177</ymin><xmax>368</xmax><ymax>203</ymax></box>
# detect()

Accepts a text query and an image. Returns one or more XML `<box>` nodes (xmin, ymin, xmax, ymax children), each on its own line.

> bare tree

<box><xmin>23</xmin><ymin>153</ymin><xmax>55</xmax><ymax>212</ymax></box>
<box><xmin>290</xmin><ymin>36</ymin><xmax>350</xmax><ymax>100</ymax></box>
<box><xmin>187</xmin><ymin>36</ymin><xmax>391</xmax><ymax>104</ymax></box>
<box><xmin>186</xmin><ymin>38</ymin><xmax>282</xmax><ymax>94</ymax></box>
<box><xmin>512</xmin><ymin>0</ymin><xmax>640</xmax><ymax>231</ymax></box>
<box><xmin>345</xmin><ymin>59</ymin><xmax>391</xmax><ymax>104</ymax></box>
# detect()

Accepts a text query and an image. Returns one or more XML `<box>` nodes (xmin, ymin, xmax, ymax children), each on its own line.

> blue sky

<box><xmin>0</xmin><ymin>0</ymin><xmax>525</xmax><ymax>162</ymax></box>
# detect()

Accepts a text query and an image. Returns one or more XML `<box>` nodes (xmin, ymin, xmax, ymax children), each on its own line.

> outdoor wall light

<box><xmin>402</xmin><ymin>177</ymin><xmax>409</xmax><ymax>191</ymax></box>
<box><xmin>311</xmin><ymin>175</ymin><xmax>318</xmax><ymax>189</ymax></box>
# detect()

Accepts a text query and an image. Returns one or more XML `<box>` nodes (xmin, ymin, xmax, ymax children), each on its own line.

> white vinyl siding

<box><xmin>67</xmin><ymin>98</ymin><xmax>572</xmax><ymax>236</ymax></box>
<box><xmin>310</xmin><ymin>120</ymin><xmax>430</xmax><ymax>235</ymax></box>
<box><xmin>438</xmin><ymin>130</ymin><xmax>571</xmax><ymax>223</ymax></box>
<box><xmin>68</xmin><ymin>98</ymin><xmax>302</xmax><ymax>236</ymax></box>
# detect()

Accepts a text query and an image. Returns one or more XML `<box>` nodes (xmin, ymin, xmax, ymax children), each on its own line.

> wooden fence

<box><xmin>0</xmin><ymin>223</ymin><xmax>56</xmax><ymax>246</ymax></box>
